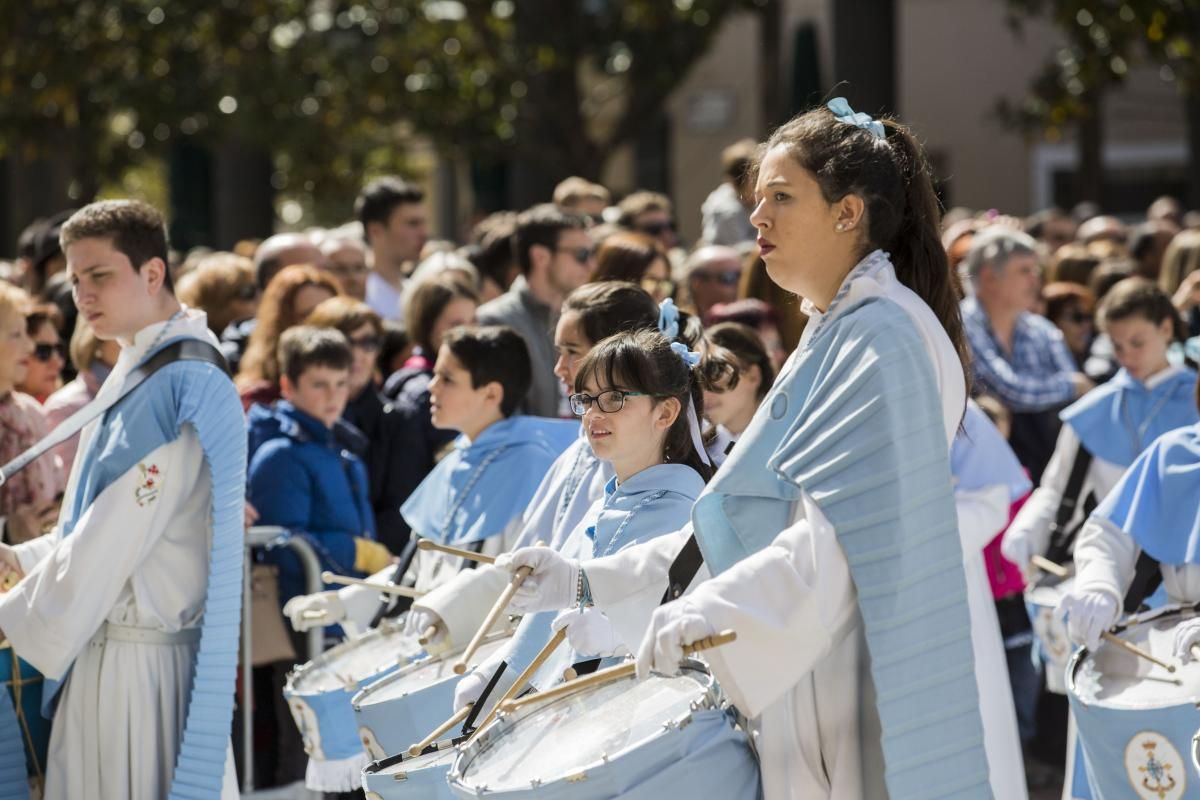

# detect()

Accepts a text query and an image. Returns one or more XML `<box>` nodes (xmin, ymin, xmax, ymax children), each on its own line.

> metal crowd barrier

<box><xmin>240</xmin><ymin>526</ymin><xmax>324</xmax><ymax>797</ymax></box>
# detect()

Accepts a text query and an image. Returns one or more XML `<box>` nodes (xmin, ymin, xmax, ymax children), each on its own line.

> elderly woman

<box><xmin>0</xmin><ymin>282</ymin><xmax>63</xmax><ymax>544</ymax></box>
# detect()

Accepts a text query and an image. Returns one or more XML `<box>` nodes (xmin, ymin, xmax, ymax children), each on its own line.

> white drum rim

<box><xmin>449</xmin><ymin>659</ymin><xmax>718</xmax><ymax>791</ymax></box>
<box><xmin>285</xmin><ymin>620</ymin><xmax>407</xmax><ymax>696</ymax></box>
<box><xmin>363</xmin><ymin>737</ymin><xmax>464</xmax><ymax>779</ymax></box>
<box><xmin>351</xmin><ymin>628</ymin><xmax>515</xmax><ymax>710</ymax></box>
<box><xmin>1067</xmin><ymin>602</ymin><xmax>1199</xmax><ymax>705</ymax></box>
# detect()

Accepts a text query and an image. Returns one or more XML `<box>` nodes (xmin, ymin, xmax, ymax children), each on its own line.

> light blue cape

<box><xmin>952</xmin><ymin>399</ymin><xmax>1031</xmax><ymax>501</ymax></box>
<box><xmin>25</xmin><ymin>335</ymin><xmax>246</xmax><ymax>799</ymax></box>
<box><xmin>1093</xmin><ymin>422</ymin><xmax>1200</xmax><ymax>564</ymax></box>
<box><xmin>401</xmin><ymin>416</ymin><xmax>578</xmax><ymax>546</ymax></box>
<box><xmin>1060</xmin><ymin>367</ymin><xmax>1197</xmax><ymax>466</ymax></box>
<box><xmin>692</xmin><ymin>297</ymin><xmax>990</xmax><ymax>798</ymax></box>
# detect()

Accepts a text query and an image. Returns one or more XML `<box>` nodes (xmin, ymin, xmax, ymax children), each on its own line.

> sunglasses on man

<box><xmin>637</xmin><ymin>221</ymin><xmax>675</xmax><ymax>237</ymax></box>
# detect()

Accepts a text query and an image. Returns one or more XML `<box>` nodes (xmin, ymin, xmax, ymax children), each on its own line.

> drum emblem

<box><xmin>1124</xmin><ymin>732</ymin><xmax>1185</xmax><ymax>800</ymax></box>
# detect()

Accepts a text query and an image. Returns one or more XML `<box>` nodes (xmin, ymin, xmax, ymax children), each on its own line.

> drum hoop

<box><xmin>1066</xmin><ymin>602</ymin><xmax>1200</xmax><ymax>703</ymax></box>
<box><xmin>449</xmin><ymin>659</ymin><xmax>718</xmax><ymax>789</ymax></box>
<box><xmin>287</xmin><ymin>621</ymin><xmax>408</xmax><ymax>694</ymax></box>
<box><xmin>351</xmin><ymin>628</ymin><xmax>516</xmax><ymax>709</ymax></box>
<box><xmin>363</xmin><ymin>734</ymin><xmax>468</xmax><ymax>776</ymax></box>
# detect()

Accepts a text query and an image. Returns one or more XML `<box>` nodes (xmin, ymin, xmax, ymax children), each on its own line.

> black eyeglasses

<box><xmin>569</xmin><ymin>389</ymin><xmax>648</xmax><ymax>416</ymax></box>
<box><xmin>32</xmin><ymin>343</ymin><xmax>66</xmax><ymax>362</ymax></box>
<box><xmin>235</xmin><ymin>285</ymin><xmax>259</xmax><ymax>301</ymax></box>
<box><xmin>1064</xmin><ymin>312</ymin><xmax>1092</xmax><ymax>325</ymax></box>
<box><xmin>327</xmin><ymin>263</ymin><xmax>368</xmax><ymax>277</ymax></box>
<box><xmin>693</xmin><ymin>270</ymin><xmax>741</xmax><ymax>287</ymax></box>
<box><xmin>557</xmin><ymin>246</ymin><xmax>595</xmax><ymax>264</ymax></box>
<box><xmin>348</xmin><ymin>335</ymin><xmax>380</xmax><ymax>352</ymax></box>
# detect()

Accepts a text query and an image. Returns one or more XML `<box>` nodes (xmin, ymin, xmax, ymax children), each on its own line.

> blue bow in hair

<box><xmin>827</xmin><ymin>97</ymin><xmax>886</xmax><ymax>140</ymax></box>
<box><xmin>658</xmin><ymin>298</ymin><xmax>680</xmax><ymax>340</ymax></box>
<box><xmin>670</xmin><ymin>341</ymin><xmax>701</xmax><ymax>367</ymax></box>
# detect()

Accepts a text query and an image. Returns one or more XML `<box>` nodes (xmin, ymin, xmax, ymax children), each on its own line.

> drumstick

<box><xmin>418</xmin><ymin>623</ymin><xmax>441</xmax><ymax>646</ymax></box>
<box><xmin>320</xmin><ymin>571</ymin><xmax>425</xmax><ymax>599</ymax></box>
<box><xmin>1100</xmin><ymin>631</ymin><xmax>1177</xmax><ymax>673</ymax></box>
<box><xmin>466</xmin><ymin>627</ymin><xmax>569</xmax><ymax>743</ymax></box>
<box><xmin>1031</xmin><ymin>555</ymin><xmax>1069</xmax><ymax>578</ymax></box>
<box><xmin>453</xmin><ymin>565</ymin><xmax>534</xmax><ymax>675</ymax></box>
<box><xmin>407</xmin><ymin>703</ymin><xmax>473</xmax><ymax>756</ymax></box>
<box><xmin>417</xmin><ymin>539</ymin><xmax>497</xmax><ymax>565</ymax></box>
<box><xmin>499</xmin><ymin>630</ymin><xmax>738</xmax><ymax>714</ymax></box>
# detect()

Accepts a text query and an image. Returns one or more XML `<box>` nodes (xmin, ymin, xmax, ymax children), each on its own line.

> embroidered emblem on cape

<box><xmin>1125</xmin><ymin>731</ymin><xmax>1184</xmax><ymax>799</ymax></box>
<box><xmin>134</xmin><ymin>463</ymin><xmax>162</xmax><ymax>507</ymax></box>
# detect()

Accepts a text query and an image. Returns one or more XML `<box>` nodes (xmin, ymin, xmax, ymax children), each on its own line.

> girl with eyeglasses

<box><xmin>465</xmin><ymin>326</ymin><xmax>731</xmax><ymax>718</ymax></box>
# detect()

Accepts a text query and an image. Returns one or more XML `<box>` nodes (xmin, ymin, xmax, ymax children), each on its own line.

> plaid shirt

<box><xmin>961</xmin><ymin>296</ymin><xmax>1077</xmax><ymax>412</ymax></box>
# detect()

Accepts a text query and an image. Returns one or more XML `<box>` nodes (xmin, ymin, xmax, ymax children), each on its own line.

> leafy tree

<box><xmin>0</xmin><ymin>0</ymin><xmax>758</xmax><ymax>237</ymax></box>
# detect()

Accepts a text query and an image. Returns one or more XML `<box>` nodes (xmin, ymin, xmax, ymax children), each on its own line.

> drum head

<box><xmin>370</xmin><ymin>745</ymin><xmax>458</xmax><ymax>777</ymax></box>
<box><xmin>1074</xmin><ymin>611</ymin><xmax>1200</xmax><ymax>710</ymax></box>
<box><xmin>296</xmin><ymin>627</ymin><xmax>419</xmax><ymax>693</ymax></box>
<box><xmin>458</xmin><ymin>667</ymin><xmax>710</xmax><ymax>791</ymax></box>
<box><xmin>361</xmin><ymin>633</ymin><xmax>512</xmax><ymax>706</ymax></box>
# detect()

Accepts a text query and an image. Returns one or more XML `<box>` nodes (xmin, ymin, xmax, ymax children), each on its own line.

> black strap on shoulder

<box><xmin>459</xmin><ymin>539</ymin><xmax>486</xmax><ymax>571</ymax></box>
<box><xmin>370</xmin><ymin>536</ymin><xmax>420</xmax><ymax>627</ymax></box>
<box><xmin>1123</xmin><ymin>550</ymin><xmax>1164</xmax><ymax>614</ymax></box>
<box><xmin>1044</xmin><ymin>441</ymin><xmax>1095</xmax><ymax>565</ymax></box>
<box><xmin>660</xmin><ymin>534</ymin><xmax>704</xmax><ymax>606</ymax></box>
<box><xmin>0</xmin><ymin>339</ymin><xmax>228</xmax><ymax>487</ymax></box>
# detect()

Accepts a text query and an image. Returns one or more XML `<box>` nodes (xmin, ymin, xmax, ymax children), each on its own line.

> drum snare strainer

<box><xmin>448</xmin><ymin>660</ymin><xmax>760</xmax><ymax>799</ymax></box>
<box><xmin>1068</xmin><ymin>605</ymin><xmax>1200</xmax><ymax>800</ymax></box>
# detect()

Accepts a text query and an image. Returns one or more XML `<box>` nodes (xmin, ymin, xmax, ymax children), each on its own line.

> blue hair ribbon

<box><xmin>670</xmin><ymin>341</ymin><xmax>701</xmax><ymax>368</ymax></box>
<box><xmin>657</xmin><ymin>298</ymin><xmax>680</xmax><ymax>341</ymax></box>
<box><xmin>827</xmin><ymin>97</ymin><xmax>886</xmax><ymax>140</ymax></box>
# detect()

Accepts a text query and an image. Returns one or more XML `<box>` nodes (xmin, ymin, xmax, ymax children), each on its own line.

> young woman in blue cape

<box><xmin>1003</xmin><ymin>278</ymin><xmax>1198</xmax><ymax>578</ymax></box>
<box><xmin>462</xmin><ymin>327</ymin><xmax>731</xmax><ymax>715</ymax></box>
<box><xmin>495</xmin><ymin>100</ymin><xmax>993</xmax><ymax>798</ymax></box>
<box><xmin>0</xmin><ymin>202</ymin><xmax>246</xmax><ymax>799</ymax></box>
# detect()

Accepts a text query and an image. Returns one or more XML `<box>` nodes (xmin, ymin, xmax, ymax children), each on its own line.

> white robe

<box><xmin>585</xmin><ymin>260</ymin><xmax>968</xmax><ymax>799</ymax></box>
<box><xmin>956</xmin><ymin>484</ymin><xmax>1028</xmax><ymax>800</ymax></box>
<box><xmin>0</xmin><ymin>311</ymin><xmax>238</xmax><ymax>800</ymax></box>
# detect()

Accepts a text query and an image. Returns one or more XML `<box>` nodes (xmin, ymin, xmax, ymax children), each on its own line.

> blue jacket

<box><xmin>247</xmin><ymin>401</ymin><xmax>377</xmax><ymax>601</ymax></box>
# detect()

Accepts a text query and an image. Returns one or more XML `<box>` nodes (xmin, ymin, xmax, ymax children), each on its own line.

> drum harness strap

<box><xmin>1044</xmin><ymin>441</ymin><xmax>1097</xmax><ymax>566</ymax></box>
<box><xmin>462</xmin><ymin>659</ymin><xmax>508</xmax><ymax>734</ymax></box>
<box><xmin>1122</xmin><ymin>552</ymin><xmax>1164</xmax><ymax>614</ymax></box>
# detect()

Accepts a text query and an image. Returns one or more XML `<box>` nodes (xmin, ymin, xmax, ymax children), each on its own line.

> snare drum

<box><xmin>362</xmin><ymin>742</ymin><xmax>460</xmax><ymax>800</ymax></box>
<box><xmin>354</xmin><ymin>631</ymin><xmax>514</xmax><ymax>761</ymax></box>
<box><xmin>1068</xmin><ymin>605</ymin><xmax>1200</xmax><ymax>799</ymax></box>
<box><xmin>448</xmin><ymin>660</ymin><xmax>760</xmax><ymax>799</ymax></box>
<box><xmin>1026</xmin><ymin>572</ymin><xmax>1076</xmax><ymax>694</ymax></box>
<box><xmin>284</xmin><ymin>622</ymin><xmax>424</xmax><ymax>790</ymax></box>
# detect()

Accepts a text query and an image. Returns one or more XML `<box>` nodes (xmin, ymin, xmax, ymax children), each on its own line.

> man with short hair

<box><xmin>701</xmin><ymin>139</ymin><xmax>757</xmax><ymax>246</ymax></box>
<box><xmin>253</xmin><ymin>230</ymin><xmax>325</xmax><ymax>291</ymax></box>
<box><xmin>684</xmin><ymin>245</ymin><xmax>743</xmax><ymax>318</ymax></box>
<box><xmin>553</xmin><ymin>176</ymin><xmax>610</xmax><ymax>220</ymax></box>
<box><xmin>617</xmin><ymin>190</ymin><xmax>677</xmax><ymax>251</ymax></box>
<box><xmin>961</xmin><ymin>226</ymin><xmax>1092</xmax><ymax>478</ymax></box>
<box><xmin>0</xmin><ymin>199</ymin><xmax>245</xmax><ymax>798</ymax></box>
<box><xmin>476</xmin><ymin>203</ymin><xmax>593</xmax><ymax>417</ymax></box>
<box><xmin>355</xmin><ymin>176</ymin><xmax>429</xmax><ymax>322</ymax></box>
<box><xmin>319</xmin><ymin>228</ymin><xmax>369</xmax><ymax>300</ymax></box>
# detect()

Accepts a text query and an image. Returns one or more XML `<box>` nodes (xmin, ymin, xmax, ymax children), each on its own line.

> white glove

<box><xmin>552</xmin><ymin>607</ymin><xmax>626</xmax><ymax>658</ymax></box>
<box><xmin>402</xmin><ymin>607</ymin><xmax>445</xmax><ymax>646</ymax></box>
<box><xmin>493</xmin><ymin>546</ymin><xmax>580</xmax><ymax>614</ymax></box>
<box><xmin>1174</xmin><ymin>618</ymin><xmax>1200</xmax><ymax>663</ymax></box>
<box><xmin>635</xmin><ymin>600</ymin><xmax>715</xmax><ymax>680</ymax></box>
<box><xmin>1000</xmin><ymin>529</ymin><xmax>1035</xmax><ymax>581</ymax></box>
<box><xmin>1056</xmin><ymin>590</ymin><xmax>1119</xmax><ymax>651</ymax></box>
<box><xmin>453</xmin><ymin>668</ymin><xmax>490</xmax><ymax>712</ymax></box>
<box><xmin>282</xmin><ymin>591</ymin><xmax>346</xmax><ymax>632</ymax></box>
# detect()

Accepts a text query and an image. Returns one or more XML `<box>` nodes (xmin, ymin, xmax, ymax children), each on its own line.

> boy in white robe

<box><xmin>0</xmin><ymin>201</ymin><xmax>244</xmax><ymax>800</ymax></box>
